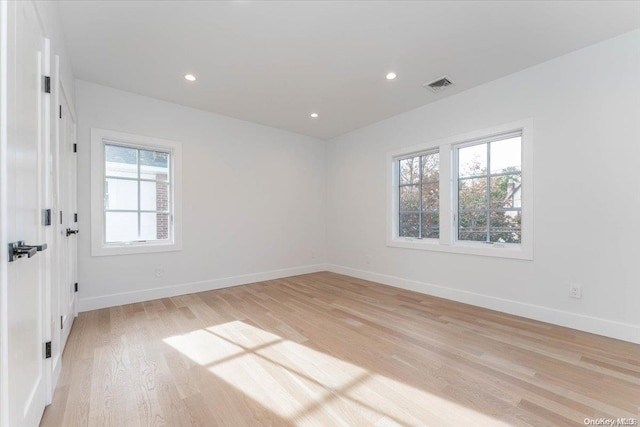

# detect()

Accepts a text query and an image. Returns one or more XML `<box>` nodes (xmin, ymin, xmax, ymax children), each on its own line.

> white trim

<box><xmin>387</xmin><ymin>119</ymin><xmax>534</xmax><ymax>260</ymax></box>
<box><xmin>326</xmin><ymin>264</ymin><xmax>640</xmax><ymax>345</ymax></box>
<box><xmin>42</xmin><ymin>36</ymin><xmax>54</xmax><ymax>407</ymax></box>
<box><xmin>0</xmin><ymin>2</ymin><xmax>9</xmax><ymax>425</ymax></box>
<box><xmin>90</xmin><ymin>128</ymin><xmax>183</xmax><ymax>256</ymax></box>
<box><xmin>78</xmin><ymin>264</ymin><xmax>328</xmax><ymax>312</ymax></box>
<box><xmin>386</xmin><ymin>238</ymin><xmax>533</xmax><ymax>260</ymax></box>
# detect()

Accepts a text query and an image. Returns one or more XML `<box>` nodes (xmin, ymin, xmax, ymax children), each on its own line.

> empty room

<box><xmin>1</xmin><ymin>1</ymin><xmax>639</xmax><ymax>426</ymax></box>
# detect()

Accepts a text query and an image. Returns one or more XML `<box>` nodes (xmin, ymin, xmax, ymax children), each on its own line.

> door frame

<box><xmin>0</xmin><ymin>1</ymin><xmax>11</xmax><ymax>426</ymax></box>
<box><xmin>47</xmin><ymin>52</ymin><xmax>62</xmax><ymax>404</ymax></box>
<box><xmin>48</xmin><ymin>53</ymin><xmax>61</xmax><ymax>400</ymax></box>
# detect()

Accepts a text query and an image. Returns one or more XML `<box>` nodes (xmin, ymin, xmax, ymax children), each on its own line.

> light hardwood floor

<box><xmin>41</xmin><ymin>272</ymin><xmax>640</xmax><ymax>427</ymax></box>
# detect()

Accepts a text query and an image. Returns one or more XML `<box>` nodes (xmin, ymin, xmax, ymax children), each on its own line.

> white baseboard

<box><xmin>327</xmin><ymin>264</ymin><xmax>640</xmax><ymax>344</ymax></box>
<box><xmin>78</xmin><ymin>264</ymin><xmax>328</xmax><ymax>312</ymax></box>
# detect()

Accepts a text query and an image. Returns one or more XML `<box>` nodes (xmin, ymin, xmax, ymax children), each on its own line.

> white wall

<box><xmin>76</xmin><ymin>80</ymin><xmax>326</xmax><ymax>310</ymax></box>
<box><xmin>326</xmin><ymin>30</ymin><xmax>640</xmax><ymax>343</ymax></box>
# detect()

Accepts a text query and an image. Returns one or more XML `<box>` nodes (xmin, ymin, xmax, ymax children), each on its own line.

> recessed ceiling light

<box><xmin>310</xmin><ymin>113</ymin><xmax>318</xmax><ymax>118</ymax></box>
<box><xmin>184</xmin><ymin>74</ymin><xmax>196</xmax><ymax>81</ymax></box>
<box><xmin>386</xmin><ymin>72</ymin><xmax>397</xmax><ymax>80</ymax></box>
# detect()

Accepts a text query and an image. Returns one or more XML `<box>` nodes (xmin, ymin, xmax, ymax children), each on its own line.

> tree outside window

<box><xmin>457</xmin><ymin>134</ymin><xmax>522</xmax><ymax>243</ymax></box>
<box><xmin>398</xmin><ymin>151</ymin><xmax>439</xmax><ymax>239</ymax></box>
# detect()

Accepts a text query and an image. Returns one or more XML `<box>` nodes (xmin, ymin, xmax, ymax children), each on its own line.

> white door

<box><xmin>59</xmin><ymin>89</ymin><xmax>77</xmax><ymax>350</ymax></box>
<box><xmin>48</xmin><ymin>79</ymin><xmax>75</xmax><ymax>388</ymax></box>
<box><xmin>5</xmin><ymin>1</ymin><xmax>48</xmax><ymax>426</ymax></box>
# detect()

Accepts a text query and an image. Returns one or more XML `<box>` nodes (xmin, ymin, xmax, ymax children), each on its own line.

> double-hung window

<box><xmin>398</xmin><ymin>151</ymin><xmax>440</xmax><ymax>239</ymax></box>
<box><xmin>91</xmin><ymin>128</ymin><xmax>182</xmax><ymax>256</ymax></box>
<box><xmin>455</xmin><ymin>131</ymin><xmax>522</xmax><ymax>244</ymax></box>
<box><xmin>388</xmin><ymin>120</ymin><xmax>532</xmax><ymax>259</ymax></box>
<box><xmin>104</xmin><ymin>144</ymin><xmax>172</xmax><ymax>243</ymax></box>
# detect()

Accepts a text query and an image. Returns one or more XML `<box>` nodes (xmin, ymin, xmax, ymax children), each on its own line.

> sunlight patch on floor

<box><xmin>162</xmin><ymin>321</ymin><xmax>281</xmax><ymax>366</ymax></box>
<box><xmin>163</xmin><ymin>320</ymin><xmax>508</xmax><ymax>426</ymax></box>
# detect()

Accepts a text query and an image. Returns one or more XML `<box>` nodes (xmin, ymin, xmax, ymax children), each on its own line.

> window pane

<box><xmin>490</xmin><ymin>210</ymin><xmax>521</xmax><ymax>243</ymax></box>
<box><xmin>399</xmin><ymin>185</ymin><xmax>420</xmax><ymax>211</ymax></box>
<box><xmin>140</xmin><ymin>181</ymin><xmax>170</xmax><ymax>212</ymax></box>
<box><xmin>490</xmin><ymin>136</ymin><xmax>521</xmax><ymax>174</ymax></box>
<box><xmin>458</xmin><ymin>231</ymin><xmax>487</xmax><ymax>242</ymax></box>
<box><xmin>399</xmin><ymin>213</ymin><xmax>419</xmax><ymax>238</ymax></box>
<box><xmin>458</xmin><ymin>178</ymin><xmax>487</xmax><ymax>210</ymax></box>
<box><xmin>458</xmin><ymin>143</ymin><xmax>487</xmax><ymax>177</ymax></box>
<box><xmin>399</xmin><ymin>157</ymin><xmax>420</xmax><ymax>185</ymax></box>
<box><xmin>421</xmin><ymin>182</ymin><xmax>439</xmax><ymax>211</ymax></box>
<box><xmin>421</xmin><ymin>212</ymin><xmax>439</xmax><ymax>239</ymax></box>
<box><xmin>422</xmin><ymin>152</ymin><xmax>439</xmax><ymax>183</ymax></box>
<box><xmin>490</xmin><ymin>174</ymin><xmax>521</xmax><ymax>208</ymax></box>
<box><xmin>458</xmin><ymin>211</ymin><xmax>487</xmax><ymax>242</ymax></box>
<box><xmin>105</xmin><ymin>178</ymin><xmax>138</xmax><ymax>210</ymax></box>
<box><xmin>140</xmin><ymin>213</ymin><xmax>170</xmax><ymax>241</ymax></box>
<box><xmin>105</xmin><ymin>144</ymin><xmax>138</xmax><ymax>178</ymax></box>
<box><xmin>140</xmin><ymin>149</ymin><xmax>170</xmax><ymax>181</ymax></box>
<box><xmin>105</xmin><ymin>212</ymin><xmax>138</xmax><ymax>242</ymax></box>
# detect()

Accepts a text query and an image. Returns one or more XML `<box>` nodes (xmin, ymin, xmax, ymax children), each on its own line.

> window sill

<box><xmin>387</xmin><ymin>238</ymin><xmax>532</xmax><ymax>260</ymax></box>
<box><xmin>92</xmin><ymin>241</ymin><xmax>182</xmax><ymax>257</ymax></box>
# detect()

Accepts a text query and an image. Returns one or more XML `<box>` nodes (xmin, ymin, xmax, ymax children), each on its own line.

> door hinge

<box><xmin>44</xmin><ymin>76</ymin><xmax>51</xmax><ymax>93</ymax></box>
<box><xmin>74</xmin><ymin>213</ymin><xmax>78</xmax><ymax>223</ymax></box>
<box><xmin>73</xmin><ymin>143</ymin><xmax>77</xmax><ymax>153</ymax></box>
<box><xmin>45</xmin><ymin>341</ymin><xmax>51</xmax><ymax>359</ymax></box>
<box><xmin>44</xmin><ymin>209</ymin><xmax>52</xmax><ymax>226</ymax></box>
<box><xmin>60</xmin><ymin>316</ymin><xmax>63</xmax><ymax>330</ymax></box>
<box><xmin>74</xmin><ymin>283</ymin><xmax>78</xmax><ymax>292</ymax></box>
<box><xmin>60</xmin><ymin>211</ymin><xmax>63</xmax><ymax>224</ymax></box>
<box><xmin>59</xmin><ymin>105</ymin><xmax>62</xmax><ymax>119</ymax></box>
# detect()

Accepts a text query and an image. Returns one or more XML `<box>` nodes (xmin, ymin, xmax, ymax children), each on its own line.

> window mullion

<box><xmin>398</xmin><ymin>160</ymin><xmax>402</xmax><ymax>237</ymax></box>
<box><xmin>103</xmin><ymin>195</ymin><xmax>107</xmax><ymax>244</ymax></box>
<box><xmin>455</xmin><ymin>147</ymin><xmax>459</xmax><ymax>242</ymax></box>
<box><xmin>418</xmin><ymin>156</ymin><xmax>423</xmax><ymax>239</ymax></box>
<box><xmin>137</xmin><ymin>149</ymin><xmax>141</xmax><ymax>240</ymax></box>
<box><xmin>486</xmin><ymin>143</ymin><xmax>491</xmax><ymax>242</ymax></box>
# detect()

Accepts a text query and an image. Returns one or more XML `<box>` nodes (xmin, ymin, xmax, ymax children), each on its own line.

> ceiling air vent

<box><xmin>424</xmin><ymin>76</ymin><xmax>454</xmax><ymax>93</ymax></box>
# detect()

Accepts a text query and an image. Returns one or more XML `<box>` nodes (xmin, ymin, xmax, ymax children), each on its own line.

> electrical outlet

<box><xmin>569</xmin><ymin>284</ymin><xmax>582</xmax><ymax>299</ymax></box>
<box><xmin>365</xmin><ymin>255</ymin><xmax>371</xmax><ymax>265</ymax></box>
<box><xmin>155</xmin><ymin>268</ymin><xmax>165</xmax><ymax>278</ymax></box>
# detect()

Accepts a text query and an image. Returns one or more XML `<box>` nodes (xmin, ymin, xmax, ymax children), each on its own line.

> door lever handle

<box><xmin>66</xmin><ymin>228</ymin><xmax>79</xmax><ymax>237</ymax></box>
<box><xmin>8</xmin><ymin>241</ymin><xmax>39</xmax><ymax>262</ymax></box>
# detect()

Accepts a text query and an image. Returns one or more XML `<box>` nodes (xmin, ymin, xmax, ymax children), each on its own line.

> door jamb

<box><xmin>0</xmin><ymin>1</ymin><xmax>11</xmax><ymax>426</ymax></box>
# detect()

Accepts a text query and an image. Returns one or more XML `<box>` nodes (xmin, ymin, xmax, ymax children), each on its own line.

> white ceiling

<box><xmin>58</xmin><ymin>1</ymin><xmax>640</xmax><ymax>139</ymax></box>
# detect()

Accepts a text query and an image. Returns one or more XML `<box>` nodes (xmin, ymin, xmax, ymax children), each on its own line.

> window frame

<box><xmin>387</xmin><ymin>119</ymin><xmax>533</xmax><ymax>260</ymax></box>
<box><xmin>90</xmin><ymin>128</ymin><xmax>183</xmax><ymax>256</ymax></box>
<box><xmin>396</xmin><ymin>149</ymin><xmax>440</xmax><ymax>240</ymax></box>
<box><xmin>453</xmin><ymin>130</ymin><xmax>523</xmax><ymax>245</ymax></box>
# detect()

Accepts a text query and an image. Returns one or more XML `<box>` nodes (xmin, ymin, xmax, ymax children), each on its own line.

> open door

<box><xmin>3</xmin><ymin>1</ymin><xmax>49</xmax><ymax>425</ymax></box>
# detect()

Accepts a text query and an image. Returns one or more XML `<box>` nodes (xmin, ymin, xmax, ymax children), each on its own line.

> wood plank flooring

<box><xmin>40</xmin><ymin>272</ymin><xmax>640</xmax><ymax>426</ymax></box>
